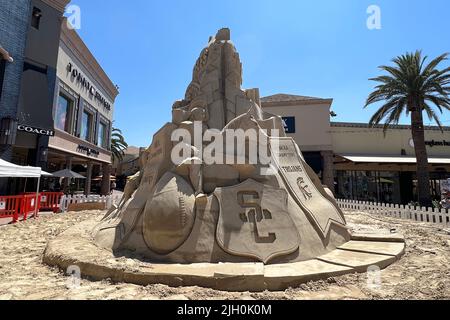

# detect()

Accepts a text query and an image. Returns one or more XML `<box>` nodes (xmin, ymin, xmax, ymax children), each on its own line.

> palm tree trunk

<box><xmin>411</xmin><ymin>109</ymin><xmax>432</xmax><ymax>207</ymax></box>
<box><xmin>101</xmin><ymin>164</ymin><xmax>112</xmax><ymax>196</ymax></box>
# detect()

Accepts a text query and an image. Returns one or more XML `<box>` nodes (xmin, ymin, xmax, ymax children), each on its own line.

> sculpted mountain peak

<box><xmin>93</xmin><ymin>28</ymin><xmax>349</xmax><ymax>265</ymax></box>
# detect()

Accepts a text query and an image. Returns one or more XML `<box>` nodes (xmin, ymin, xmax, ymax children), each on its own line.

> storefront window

<box><xmin>81</xmin><ymin>110</ymin><xmax>93</xmax><ymax>142</ymax></box>
<box><xmin>98</xmin><ymin>122</ymin><xmax>108</xmax><ymax>149</ymax></box>
<box><xmin>412</xmin><ymin>172</ymin><xmax>450</xmax><ymax>203</ymax></box>
<box><xmin>353</xmin><ymin>171</ymin><xmax>379</xmax><ymax>202</ymax></box>
<box><xmin>55</xmin><ymin>94</ymin><xmax>72</xmax><ymax>132</ymax></box>
<box><xmin>335</xmin><ymin>171</ymin><xmax>353</xmax><ymax>200</ymax></box>
<box><xmin>378</xmin><ymin>172</ymin><xmax>401</xmax><ymax>204</ymax></box>
<box><xmin>335</xmin><ymin>170</ymin><xmax>400</xmax><ymax>204</ymax></box>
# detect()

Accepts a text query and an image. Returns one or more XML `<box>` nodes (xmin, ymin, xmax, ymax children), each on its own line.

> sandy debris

<box><xmin>0</xmin><ymin>210</ymin><xmax>448</xmax><ymax>300</ymax></box>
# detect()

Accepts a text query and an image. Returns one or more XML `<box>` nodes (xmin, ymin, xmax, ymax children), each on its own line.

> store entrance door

<box><xmin>400</xmin><ymin>172</ymin><xmax>414</xmax><ymax>205</ymax></box>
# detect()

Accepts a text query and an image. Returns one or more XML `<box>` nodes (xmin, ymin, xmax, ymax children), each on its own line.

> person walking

<box><xmin>110</xmin><ymin>180</ymin><xmax>116</xmax><ymax>195</ymax></box>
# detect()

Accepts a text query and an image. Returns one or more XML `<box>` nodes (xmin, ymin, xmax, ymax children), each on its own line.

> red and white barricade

<box><xmin>0</xmin><ymin>195</ymin><xmax>23</xmax><ymax>223</ymax></box>
<box><xmin>22</xmin><ymin>194</ymin><xmax>39</xmax><ymax>220</ymax></box>
<box><xmin>39</xmin><ymin>192</ymin><xmax>64</xmax><ymax>213</ymax></box>
<box><xmin>0</xmin><ymin>192</ymin><xmax>64</xmax><ymax>223</ymax></box>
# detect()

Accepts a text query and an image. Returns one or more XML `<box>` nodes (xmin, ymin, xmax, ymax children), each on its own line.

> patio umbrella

<box><xmin>51</xmin><ymin>169</ymin><xmax>86</xmax><ymax>179</ymax></box>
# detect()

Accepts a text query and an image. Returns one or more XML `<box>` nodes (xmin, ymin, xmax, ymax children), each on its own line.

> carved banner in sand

<box><xmin>270</xmin><ymin>138</ymin><xmax>346</xmax><ymax>238</ymax></box>
<box><xmin>215</xmin><ymin>179</ymin><xmax>300</xmax><ymax>264</ymax></box>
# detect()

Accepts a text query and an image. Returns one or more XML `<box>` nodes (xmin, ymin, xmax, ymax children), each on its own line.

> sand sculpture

<box><xmin>94</xmin><ymin>28</ymin><xmax>351</xmax><ymax>264</ymax></box>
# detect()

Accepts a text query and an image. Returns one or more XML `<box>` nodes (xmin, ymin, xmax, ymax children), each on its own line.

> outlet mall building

<box><xmin>261</xmin><ymin>94</ymin><xmax>450</xmax><ymax>205</ymax></box>
<box><xmin>0</xmin><ymin>0</ymin><xmax>118</xmax><ymax>195</ymax></box>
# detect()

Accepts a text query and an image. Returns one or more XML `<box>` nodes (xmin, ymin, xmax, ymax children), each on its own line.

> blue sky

<box><xmin>69</xmin><ymin>0</ymin><xmax>450</xmax><ymax>147</ymax></box>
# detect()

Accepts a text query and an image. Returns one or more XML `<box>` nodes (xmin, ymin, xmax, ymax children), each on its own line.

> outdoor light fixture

<box><xmin>31</xmin><ymin>7</ymin><xmax>42</xmax><ymax>29</ymax></box>
<box><xmin>0</xmin><ymin>117</ymin><xmax>18</xmax><ymax>145</ymax></box>
<box><xmin>0</xmin><ymin>45</ymin><xmax>13</xmax><ymax>63</ymax></box>
<box><xmin>39</xmin><ymin>147</ymin><xmax>49</xmax><ymax>162</ymax></box>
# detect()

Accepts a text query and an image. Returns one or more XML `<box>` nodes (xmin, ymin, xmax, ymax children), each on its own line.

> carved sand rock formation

<box><xmin>94</xmin><ymin>28</ymin><xmax>349</xmax><ymax>264</ymax></box>
<box><xmin>44</xmin><ymin>29</ymin><xmax>405</xmax><ymax>291</ymax></box>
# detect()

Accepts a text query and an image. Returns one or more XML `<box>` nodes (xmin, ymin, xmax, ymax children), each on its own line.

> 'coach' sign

<box><xmin>18</xmin><ymin>125</ymin><xmax>55</xmax><ymax>137</ymax></box>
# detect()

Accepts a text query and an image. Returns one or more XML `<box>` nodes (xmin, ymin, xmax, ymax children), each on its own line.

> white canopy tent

<box><xmin>0</xmin><ymin>159</ymin><xmax>44</xmax><ymax>218</ymax></box>
<box><xmin>0</xmin><ymin>159</ymin><xmax>42</xmax><ymax>178</ymax></box>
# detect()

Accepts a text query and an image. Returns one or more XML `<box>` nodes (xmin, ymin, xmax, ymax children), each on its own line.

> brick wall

<box><xmin>0</xmin><ymin>0</ymin><xmax>31</xmax><ymax>120</ymax></box>
<box><xmin>0</xmin><ymin>0</ymin><xmax>30</xmax><ymax>192</ymax></box>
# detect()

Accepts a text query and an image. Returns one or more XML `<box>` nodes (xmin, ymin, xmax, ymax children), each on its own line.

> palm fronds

<box><xmin>111</xmin><ymin>127</ymin><xmax>128</xmax><ymax>162</ymax></box>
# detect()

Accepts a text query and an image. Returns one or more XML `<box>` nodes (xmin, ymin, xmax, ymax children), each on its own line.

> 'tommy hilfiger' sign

<box><xmin>77</xmin><ymin>145</ymin><xmax>100</xmax><ymax>157</ymax></box>
<box><xmin>18</xmin><ymin>125</ymin><xmax>55</xmax><ymax>136</ymax></box>
<box><xmin>67</xmin><ymin>62</ymin><xmax>112</xmax><ymax>111</ymax></box>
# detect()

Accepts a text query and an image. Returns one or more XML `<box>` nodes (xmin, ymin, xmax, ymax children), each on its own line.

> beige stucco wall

<box><xmin>56</xmin><ymin>42</ymin><xmax>114</xmax><ymax>121</ymax></box>
<box><xmin>49</xmin><ymin>129</ymin><xmax>111</xmax><ymax>164</ymax></box>
<box><xmin>262</xmin><ymin>102</ymin><xmax>333</xmax><ymax>152</ymax></box>
<box><xmin>262</xmin><ymin>97</ymin><xmax>450</xmax><ymax>167</ymax></box>
<box><xmin>331</xmin><ymin>124</ymin><xmax>450</xmax><ymax>157</ymax></box>
<box><xmin>49</xmin><ymin>41</ymin><xmax>115</xmax><ymax>164</ymax></box>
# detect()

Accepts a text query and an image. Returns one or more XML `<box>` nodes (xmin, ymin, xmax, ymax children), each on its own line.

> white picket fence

<box><xmin>58</xmin><ymin>195</ymin><xmax>450</xmax><ymax>227</ymax></box>
<box><xmin>337</xmin><ymin>199</ymin><xmax>450</xmax><ymax>228</ymax></box>
<box><xmin>59</xmin><ymin>194</ymin><xmax>121</xmax><ymax>213</ymax></box>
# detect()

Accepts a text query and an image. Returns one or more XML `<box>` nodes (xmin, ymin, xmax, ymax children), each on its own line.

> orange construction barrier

<box><xmin>22</xmin><ymin>194</ymin><xmax>39</xmax><ymax>220</ymax></box>
<box><xmin>39</xmin><ymin>192</ymin><xmax>64</xmax><ymax>213</ymax></box>
<box><xmin>0</xmin><ymin>195</ymin><xmax>23</xmax><ymax>223</ymax></box>
<box><xmin>1</xmin><ymin>192</ymin><xmax>64</xmax><ymax>223</ymax></box>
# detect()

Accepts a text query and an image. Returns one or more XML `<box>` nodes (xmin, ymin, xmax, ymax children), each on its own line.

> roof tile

<box><xmin>260</xmin><ymin>93</ymin><xmax>326</xmax><ymax>103</ymax></box>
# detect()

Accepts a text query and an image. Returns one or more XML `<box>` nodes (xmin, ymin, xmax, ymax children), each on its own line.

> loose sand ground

<box><xmin>0</xmin><ymin>210</ymin><xmax>448</xmax><ymax>300</ymax></box>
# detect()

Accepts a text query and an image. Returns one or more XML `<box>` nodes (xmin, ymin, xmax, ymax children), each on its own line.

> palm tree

<box><xmin>365</xmin><ymin>51</ymin><xmax>450</xmax><ymax>207</ymax></box>
<box><xmin>111</xmin><ymin>127</ymin><xmax>128</xmax><ymax>162</ymax></box>
<box><xmin>101</xmin><ymin>127</ymin><xmax>128</xmax><ymax>195</ymax></box>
